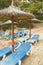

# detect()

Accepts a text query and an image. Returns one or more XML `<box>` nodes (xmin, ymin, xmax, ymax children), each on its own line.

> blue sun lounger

<box><xmin>3</xmin><ymin>34</ymin><xmax>11</xmax><ymax>39</ymax></box>
<box><xmin>19</xmin><ymin>30</ymin><xmax>28</xmax><ymax>36</ymax></box>
<box><xmin>26</xmin><ymin>34</ymin><xmax>40</xmax><ymax>44</ymax></box>
<box><xmin>0</xmin><ymin>42</ymin><xmax>32</xmax><ymax>65</ymax></box>
<box><xmin>0</xmin><ymin>32</ymin><xmax>5</xmax><ymax>38</ymax></box>
<box><xmin>15</xmin><ymin>35</ymin><xmax>29</xmax><ymax>43</ymax></box>
<box><xmin>3</xmin><ymin>30</ymin><xmax>28</xmax><ymax>39</ymax></box>
<box><xmin>0</xmin><ymin>44</ymin><xmax>19</xmax><ymax>59</ymax></box>
<box><xmin>14</xmin><ymin>32</ymin><xmax>19</xmax><ymax>37</ymax></box>
<box><xmin>3</xmin><ymin>32</ymin><xmax>19</xmax><ymax>39</ymax></box>
<box><xmin>0</xmin><ymin>32</ymin><xmax>5</xmax><ymax>36</ymax></box>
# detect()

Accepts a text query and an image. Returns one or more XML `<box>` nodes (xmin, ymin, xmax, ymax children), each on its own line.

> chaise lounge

<box><xmin>0</xmin><ymin>43</ymin><xmax>19</xmax><ymax>59</ymax></box>
<box><xmin>15</xmin><ymin>35</ymin><xmax>29</xmax><ymax>43</ymax></box>
<box><xmin>26</xmin><ymin>34</ymin><xmax>40</xmax><ymax>44</ymax></box>
<box><xmin>0</xmin><ymin>42</ymin><xmax>32</xmax><ymax>65</ymax></box>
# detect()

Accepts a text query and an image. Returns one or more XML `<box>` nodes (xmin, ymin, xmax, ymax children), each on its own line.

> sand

<box><xmin>0</xmin><ymin>23</ymin><xmax>43</xmax><ymax>65</ymax></box>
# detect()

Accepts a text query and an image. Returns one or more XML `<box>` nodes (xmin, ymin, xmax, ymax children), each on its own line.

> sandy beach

<box><xmin>0</xmin><ymin>22</ymin><xmax>43</xmax><ymax>65</ymax></box>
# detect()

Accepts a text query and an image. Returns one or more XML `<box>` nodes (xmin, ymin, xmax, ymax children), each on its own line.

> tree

<box><xmin>18</xmin><ymin>0</ymin><xmax>43</xmax><ymax>20</ymax></box>
<box><xmin>28</xmin><ymin>2</ymin><xmax>43</xmax><ymax>14</ymax></box>
<box><xmin>0</xmin><ymin>0</ymin><xmax>11</xmax><ymax>9</ymax></box>
<box><xmin>18</xmin><ymin>1</ymin><xmax>43</xmax><ymax>13</ymax></box>
<box><xmin>18</xmin><ymin>2</ymin><xmax>30</xmax><ymax>11</ymax></box>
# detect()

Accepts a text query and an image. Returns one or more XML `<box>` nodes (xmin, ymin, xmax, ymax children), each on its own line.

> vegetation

<box><xmin>18</xmin><ymin>1</ymin><xmax>43</xmax><ymax>13</ymax></box>
<box><xmin>17</xmin><ymin>21</ymin><xmax>34</xmax><ymax>28</ymax></box>
<box><xmin>0</xmin><ymin>0</ymin><xmax>11</xmax><ymax>9</ymax></box>
<box><xmin>18</xmin><ymin>1</ymin><xmax>43</xmax><ymax>20</ymax></box>
<box><xmin>36</xmin><ymin>14</ymin><xmax>43</xmax><ymax>20</ymax></box>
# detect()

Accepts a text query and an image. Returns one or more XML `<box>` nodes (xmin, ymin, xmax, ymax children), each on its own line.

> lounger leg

<box><xmin>18</xmin><ymin>60</ymin><xmax>21</xmax><ymax>65</ymax></box>
<box><xmin>26</xmin><ymin>49</ymin><xmax>31</xmax><ymax>56</ymax></box>
<box><xmin>35</xmin><ymin>40</ymin><xmax>38</xmax><ymax>45</ymax></box>
<box><xmin>30</xmin><ymin>45</ymin><xmax>33</xmax><ymax>55</ymax></box>
<box><xmin>26</xmin><ymin>45</ymin><xmax>33</xmax><ymax>56</ymax></box>
<box><xmin>26</xmin><ymin>52</ymin><xmax>30</xmax><ymax>56</ymax></box>
<box><xmin>3</xmin><ymin>55</ymin><xmax>6</xmax><ymax>59</ymax></box>
<box><xmin>14</xmin><ymin>49</ymin><xmax>15</xmax><ymax>51</ymax></box>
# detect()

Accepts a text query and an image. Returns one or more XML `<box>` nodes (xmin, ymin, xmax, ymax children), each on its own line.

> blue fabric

<box><xmin>3</xmin><ymin>34</ymin><xmax>11</xmax><ymax>39</ymax></box>
<box><xmin>19</xmin><ymin>30</ymin><xmax>24</xmax><ymax>36</ymax></box>
<box><xmin>0</xmin><ymin>44</ymin><xmax>18</xmax><ymax>58</ymax></box>
<box><xmin>16</xmin><ymin>35</ymin><xmax>29</xmax><ymax>42</ymax></box>
<box><xmin>3</xmin><ymin>30</ymin><xmax>28</xmax><ymax>39</ymax></box>
<box><xmin>19</xmin><ymin>30</ymin><xmax>28</xmax><ymax>36</ymax></box>
<box><xmin>27</xmin><ymin>34</ymin><xmax>40</xmax><ymax>43</ymax></box>
<box><xmin>31</xmin><ymin>34</ymin><xmax>39</xmax><ymax>40</ymax></box>
<box><xmin>0</xmin><ymin>32</ymin><xmax>5</xmax><ymax>37</ymax></box>
<box><xmin>0</xmin><ymin>43</ymin><xmax>31</xmax><ymax>65</ymax></box>
<box><xmin>23</xmin><ymin>35</ymin><xmax>29</xmax><ymax>40</ymax></box>
<box><xmin>3</xmin><ymin>32</ymin><xmax>19</xmax><ymax>39</ymax></box>
<box><xmin>14</xmin><ymin>32</ymin><xmax>19</xmax><ymax>37</ymax></box>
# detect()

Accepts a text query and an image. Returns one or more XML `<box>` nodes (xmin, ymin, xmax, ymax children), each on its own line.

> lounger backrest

<box><xmin>23</xmin><ymin>35</ymin><xmax>29</xmax><ymax>40</ymax></box>
<box><xmin>17</xmin><ymin>43</ymin><xmax>31</xmax><ymax>52</ymax></box>
<box><xmin>0</xmin><ymin>32</ymin><xmax>5</xmax><ymax>36</ymax></box>
<box><xmin>31</xmin><ymin>34</ymin><xmax>39</xmax><ymax>39</ymax></box>
<box><xmin>19</xmin><ymin>30</ymin><xmax>28</xmax><ymax>36</ymax></box>
<box><xmin>3</xmin><ymin>34</ymin><xmax>11</xmax><ymax>39</ymax></box>
<box><xmin>14</xmin><ymin>32</ymin><xmax>19</xmax><ymax>37</ymax></box>
<box><xmin>7</xmin><ymin>34</ymin><xmax>11</xmax><ymax>39</ymax></box>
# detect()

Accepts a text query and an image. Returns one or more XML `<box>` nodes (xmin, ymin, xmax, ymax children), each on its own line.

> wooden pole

<box><xmin>11</xmin><ymin>15</ymin><xmax>14</xmax><ymax>53</ymax></box>
<box><xmin>29</xmin><ymin>20</ymin><xmax>31</xmax><ymax>38</ymax></box>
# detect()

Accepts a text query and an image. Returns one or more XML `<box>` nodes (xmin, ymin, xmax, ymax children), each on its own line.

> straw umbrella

<box><xmin>2</xmin><ymin>20</ymin><xmax>17</xmax><ymax>29</ymax></box>
<box><xmin>28</xmin><ymin>18</ymin><xmax>42</xmax><ymax>37</ymax></box>
<box><xmin>2</xmin><ymin>20</ymin><xmax>17</xmax><ymax>34</ymax></box>
<box><xmin>0</xmin><ymin>4</ymin><xmax>35</xmax><ymax>52</ymax></box>
<box><xmin>27</xmin><ymin>18</ymin><xmax>42</xmax><ymax>37</ymax></box>
<box><xmin>31</xmin><ymin>18</ymin><xmax>42</xmax><ymax>22</ymax></box>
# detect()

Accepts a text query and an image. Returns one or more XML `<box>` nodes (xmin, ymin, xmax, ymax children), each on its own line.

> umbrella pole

<box><xmin>29</xmin><ymin>20</ymin><xmax>31</xmax><ymax>38</ymax></box>
<box><xmin>11</xmin><ymin>15</ymin><xmax>14</xmax><ymax>53</ymax></box>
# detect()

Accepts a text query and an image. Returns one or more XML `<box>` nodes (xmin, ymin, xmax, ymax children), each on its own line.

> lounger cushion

<box><xmin>15</xmin><ymin>35</ymin><xmax>29</xmax><ymax>43</ymax></box>
<box><xmin>14</xmin><ymin>32</ymin><xmax>19</xmax><ymax>37</ymax></box>
<box><xmin>27</xmin><ymin>34</ymin><xmax>39</xmax><ymax>43</ymax></box>
<box><xmin>0</xmin><ymin>44</ymin><xmax>18</xmax><ymax>58</ymax></box>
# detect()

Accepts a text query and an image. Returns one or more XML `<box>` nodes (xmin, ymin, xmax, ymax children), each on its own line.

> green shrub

<box><xmin>17</xmin><ymin>21</ymin><xmax>34</xmax><ymax>28</ymax></box>
<box><xmin>36</xmin><ymin>14</ymin><xmax>43</xmax><ymax>20</ymax></box>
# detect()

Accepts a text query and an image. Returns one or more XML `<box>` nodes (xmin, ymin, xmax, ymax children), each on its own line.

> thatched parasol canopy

<box><xmin>31</xmin><ymin>18</ymin><xmax>42</xmax><ymax>22</ymax></box>
<box><xmin>0</xmin><ymin>5</ymin><xmax>35</xmax><ymax>52</ymax></box>
<box><xmin>0</xmin><ymin>6</ymin><xmax>35</xmax><ymax>20</ymax></box>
